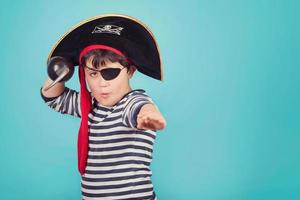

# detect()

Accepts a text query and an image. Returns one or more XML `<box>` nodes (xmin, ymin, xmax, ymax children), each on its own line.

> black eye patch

<box><xmin>86</xmin><ymin>66</ymin><xmax>124</xmax><ymax>80</ymax></box>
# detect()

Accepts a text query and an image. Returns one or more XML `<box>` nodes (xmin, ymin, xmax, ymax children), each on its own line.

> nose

<box><xmin>98</xmin><ymin>75</ymin><xmax>110</xmax><ymax>87</ymax></box>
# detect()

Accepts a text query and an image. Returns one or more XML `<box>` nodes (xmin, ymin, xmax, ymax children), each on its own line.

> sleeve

<box><xmin>40</xmin><ymin>87</ymin><xmax>81</xmax><ymax>118</ymax></box>
<box><xmin>122</xmin><ymin>92</ymin><xmax>154</xmax><ymax>128</ymax></box>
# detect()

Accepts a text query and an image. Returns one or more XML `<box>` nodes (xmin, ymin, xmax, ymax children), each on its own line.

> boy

<box><xmin>41</xmin><ymin>14</ymin><xmax>166</xmax><ymax>200</ymax></box>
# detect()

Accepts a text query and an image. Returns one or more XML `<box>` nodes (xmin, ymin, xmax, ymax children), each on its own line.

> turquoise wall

<box><xmin>1</xmin><ymin>0</ymin><xmax>299</xmax><ymax>199</ymax></box>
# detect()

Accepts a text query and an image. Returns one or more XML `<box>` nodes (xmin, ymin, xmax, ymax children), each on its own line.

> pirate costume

<box><xmin>41</xmin><ymin>14</ymin><xmax>163</xmax><ymax>199</ymax></box>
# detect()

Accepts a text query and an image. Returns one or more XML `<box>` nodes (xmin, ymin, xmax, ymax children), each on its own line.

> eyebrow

<box><xmin>85</xmin><ymin>66</ymin><xmax>101</xmax><ymax>72</ymax></box>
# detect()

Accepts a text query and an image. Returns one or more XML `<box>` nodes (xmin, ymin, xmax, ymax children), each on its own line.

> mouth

<box><xmin>100</xmin><ymin>92</ymin><xmax>110</xmax><ymax>99</ymax></box>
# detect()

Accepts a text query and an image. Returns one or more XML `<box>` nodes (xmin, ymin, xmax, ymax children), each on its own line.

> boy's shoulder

<box><xmin>120</xmin><ymin>89</ymin><xmax>154</xmax><ymax>112</ymax></box>
<box><xmin>121</xmin><ymin>89</ymin><xmax>152</xmax><ymax>103</ymax></box>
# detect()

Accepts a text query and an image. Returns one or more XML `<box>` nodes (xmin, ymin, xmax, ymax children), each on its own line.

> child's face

<box><xmin>84</xmin><ymin>58</ymin><xmax>134</xmax><ymax>107</ymax></box>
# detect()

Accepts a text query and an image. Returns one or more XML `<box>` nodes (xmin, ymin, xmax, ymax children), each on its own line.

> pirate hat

<box><xmin>48</xmin><ymin>14</ymin><xmax>163</xmax><ymax>80</ymax></box>
<box><xmin>47</xmin><ymin>14</ymin><xmax>163</xmax><ymax>175</ymax></box>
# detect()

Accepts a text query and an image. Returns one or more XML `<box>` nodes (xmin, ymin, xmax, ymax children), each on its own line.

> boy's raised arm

<box><xmin>40</xmin><ymin>78</ymin><xmax>81</xmax><ymax>118</ymax></box>
<box><xmin>42</xmin><ymin>78</ymin><xmax>65</xmax><ymax>98</ymax></box>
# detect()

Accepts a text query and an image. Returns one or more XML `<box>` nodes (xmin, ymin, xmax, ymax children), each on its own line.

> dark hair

<box><xmin>80</xmin><ymin>49</ymin><xmax>132</xmax><ymax>70</ymax></box>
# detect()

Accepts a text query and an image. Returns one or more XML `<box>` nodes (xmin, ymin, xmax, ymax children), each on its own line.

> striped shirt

<box><xmin>41</xmin><ymin>87</ymin><xmax>158</xmax><ymax>200</ymax></box>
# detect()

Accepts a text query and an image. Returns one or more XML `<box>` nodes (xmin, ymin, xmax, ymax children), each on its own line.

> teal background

<box><xmin>0</xmin><ymin>0</ymin><xmax>299</xmax><ymax>199</ymax></box>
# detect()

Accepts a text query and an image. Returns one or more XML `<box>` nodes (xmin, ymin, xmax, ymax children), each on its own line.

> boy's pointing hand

<box><xmin>137</xmin><ymin>104</ymin><xmax>166</xmax><ymax>131</ymax></box>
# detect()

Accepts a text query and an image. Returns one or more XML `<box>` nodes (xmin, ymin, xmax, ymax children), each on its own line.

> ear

<box><xmin>128</xmin><ymin>65</ymin><xmax>136</xmax><ymax>78</ymax></box>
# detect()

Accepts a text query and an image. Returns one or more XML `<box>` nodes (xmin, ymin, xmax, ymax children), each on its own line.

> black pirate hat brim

<box><xmin>48</xmin><ymin>14</ymin><xmax>163</xmax><ymax>80</ymax></box>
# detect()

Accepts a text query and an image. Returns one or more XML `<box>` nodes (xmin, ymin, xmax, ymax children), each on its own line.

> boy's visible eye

<box><xmin>89</xmin><ymin>72</ymin><xmax>98</xmax><ymax>77</ymax></box>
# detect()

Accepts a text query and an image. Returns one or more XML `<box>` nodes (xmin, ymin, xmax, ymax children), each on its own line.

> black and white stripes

<box><xmin>42</xmin><ymin>87</ymin><xmax>81</xmax><ymax>118</ymax></box>
<box><xmin>42</xmin><ymin>88</ymin><xmax>157</xmax><ymax>200</ymax></box>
